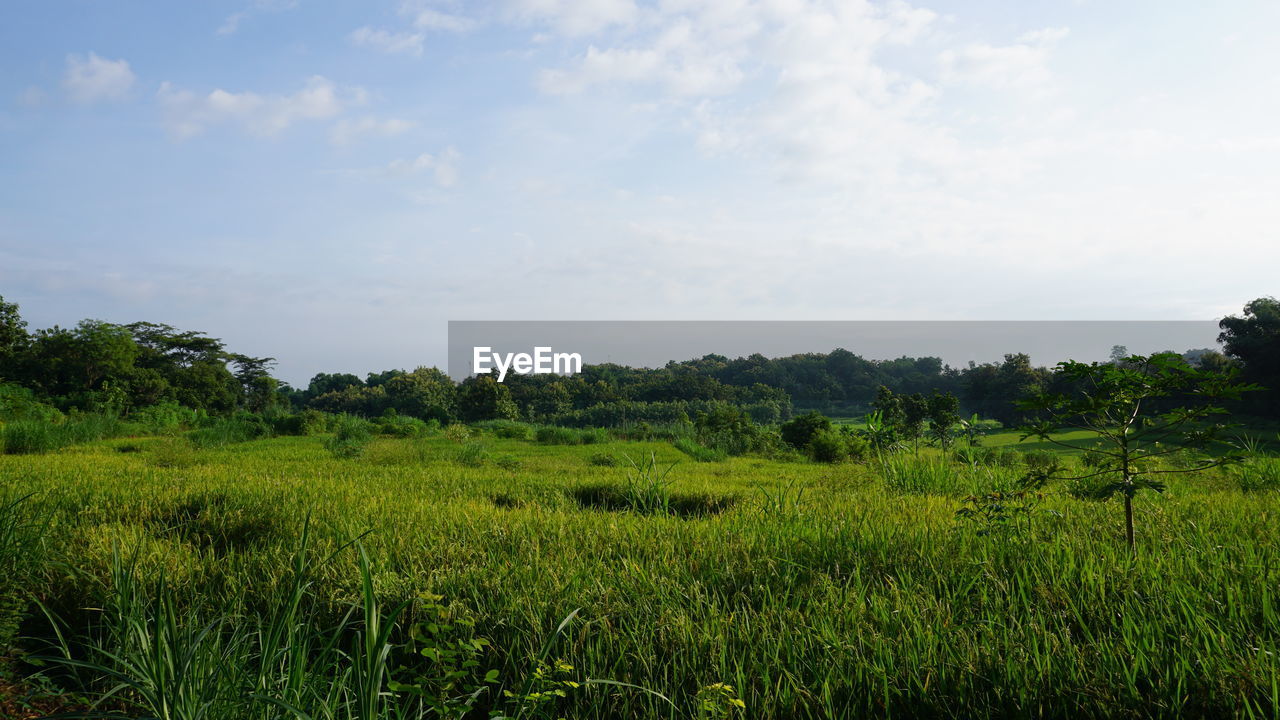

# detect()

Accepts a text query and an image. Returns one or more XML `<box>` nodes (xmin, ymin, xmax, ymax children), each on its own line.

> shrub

<box><xmin>577</xmin><ymin>428</ymin><xmax>607</xmax><ymax>445</ymax></box>
<box><xmin>325</xmin><ymin>414</ymin><xmax>374</xmax><ymax>459</ymax></box>
<box><xmin>190</xmin><ymin>415</ymin><xmax>269</xmax><ymax>449</ymax></box>
<box><xmin>375</xmin><ymin>413</ymin><xmax>430</xmax><ymax>438</ymax></box>
<box><xmin>147</xmin><ymin>437</ymin><xmax>201</xmax><ymax>469</ymax></box>
<box><xmin>1021</xmin><ymin>450</ymin><xmax>1058</xmax><ymax>474</ymax></box>
<box><xmin>1231</xmin><ymin>458</ymin><xmax>1280</xmax><ymax>492</ymax></box>
<box><xmin>780</xmin><ymin>412</ymin><xmax>831</xmax><ymax>451</ymax></box>
<box><xmin>535</xmin><ymin>426</ymin><xmax>580</xmax><ymax>445</ymax></box>
<box><xmin>808</xmin><ymin>429</ymin><xmax>849</xmax><ymax>464</ymax></box>
<box><xmin>130</xmin><ymin>401</ymin><xmax>199</xmax><ymax>435</ymax></box>
<box><xmin>443</xmin><ymin>424</ymin><xmax>472</xmax><ymax>444</ymax></box>
<box><xmin>494</xmin><ymin>453</ymin><xmax>523</xmax><ymax>471</ymax></box>
<box><xmin>1</xmin><ymin>420</ymin><xmax>62</xmax><ymax>455</ymax></box>
<box><xmin>674</xmin><ymin>437</ymin><xmax>728</xmax><ymax>463</ymax></box>
<box><xmin>454</xmin><ymin>442</ymin><xmax>489</xmax><ymax>467</ymax></box>
<box><xmin>880</xmin><ymin>455</ymin><xmax>968</xmax><ymax>495</ymax></box>
<box><xmin>475</xmin><ymin>420</ymin><xmax>533</xmax><ymax>440</ymax></box>
<box><xmin>587</xmin><ymin>452</ymin><xmax>619</xmax><ymax>467</ymax></box>
<box><xmin>0</xmin><ymin>383</ymin><xmax>62</xmax><ymax>423</ymax></box>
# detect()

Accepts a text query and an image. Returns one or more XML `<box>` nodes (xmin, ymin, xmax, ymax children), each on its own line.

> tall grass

<box><xmin>4</xmin><ymin>433</ymin><xmax>1279</xmax><ymax>718</ymax></box>
<box><xmin>1</xmin><ymin>413</ymin><xmax>129</xmax><ymax>454</ymax></box>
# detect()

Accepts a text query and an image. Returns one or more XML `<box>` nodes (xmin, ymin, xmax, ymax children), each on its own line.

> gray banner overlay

<box><xmin>446</xmin><ymin>321</ymin><xmax>1222</xmax><ymax>381</ymax></box>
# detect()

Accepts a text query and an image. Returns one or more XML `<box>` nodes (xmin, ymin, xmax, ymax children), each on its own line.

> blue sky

<box><xmin>2</xmin><ymin>1</ymin><xmax>1278</xmax><ymax>384</ymax></box>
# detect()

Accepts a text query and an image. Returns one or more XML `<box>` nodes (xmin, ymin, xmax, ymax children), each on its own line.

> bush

<box><xmin>587</xmin><ymin>452</ymin><xmax>619</xmax><ymax>467</ymax></box>
<box><xmin>375</xmin><ymin>413</ymin><xmax>430</xmax><ymax>438</ymax></box>
<box><xmin>1</xmin><ymin>420</ymin><xmax>62</xmax><ymax>455</ymax></box>
<box><xmin>673</xmin><ymin>437</ymin><xmax>728</xmax><ymax>462</ymax></box>
<box><xmin>494</xmin><ymin>453</ymin><xmax>523</xmax><ymax>471</ymax></box>
<box><xmin>1021</xmin><ymin>450</ymin><xmax>1058</xmax><ymax>474</ymax></box>
<box><xmin>476</xmin><ymin>420</ymin><xmax>533</xmax><ymax>440</ymax></box>
<box><xmin>808</xmin><ymin>429</ymin><xmax>850</xmax><ymax>464</ymax></box>
<box><xmin>190</xmin><ymin>414</ymin><xmax>270</xmax><ymax>449</ymax></box>
<box><xmin>148</xmin><ymin>437</ymin><xmax>200</xmax><ymax>468</ymax></box>
<box><xmin>535</xmin><ymin>426</ymin><xmax>581</xmax><ymax>445</ymax></box>
<box><xmin>0</xmin><ymin>383</ymin><xmax>62</xmax><ymax>423</ymax></box>
<box><xmin>454</xmin><ymin>442</ymin><xmax>489</xmax><ymax>467</ymax></box>
<box><xmin>264</xmin><ymin>408</ymin><xmax>331</xmax><ymax>436</ymax></box>
<box><xmin>577</xmin><ymin>428</ymin><xmax>606</xmax><ymax>445</ymax></box>
<box><xmin>131</xmin><ymin>401</ymin><xmax>198</xmax><ymax>435</ymax></box>
<box><xmin>443</xmin><ymin>424</ymin><xmax>472</xmax><ymax>444</ymax></box>
<box><xmin>325</xmin><ymin>414</ymin><xmax>373</xmax><ymax>459</ymax></box>
<box><xmin>780</xmin><ymin>412</ymin><xmax>831</xmax><ymax>451</ymax></box>
<box><xmin>695</xmin><ymin>405</ymin><xmax>772</xmax><ymax>456</ymax></box>
<box><xmin>1231</xmin><ymin>458</ymin><xmax>1280</xmax><ymax>493</ymax></box>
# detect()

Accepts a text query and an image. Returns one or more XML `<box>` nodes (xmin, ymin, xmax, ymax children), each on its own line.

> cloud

<box><xmin>349</xmin><ymin>26</ymin><xmax>426</xmax><ymax>56</ymax></box>
<box><xmin>217</xmin><ymin>0</ymin><xmax>298</xmax><ymax>35</ymax></box>
<box><xmin>939</xmin><ymin>27</ymin><xmax>1069</xmax><ymax>89</ymax></box>
<box><xmin>330</xmin><ymin>115</ymin><xmax>414</xmax><ymax>145</ymax></box>
<box><xmin>386</xmin><ymin>147</ymin><xmax>461</xmax><ymax>187</ymax></box>
<box><xmin>157</xmin><ymin>76</ymin><xmax>362</xmax><ymax>139</ymax></box>
<box><xmin>507</xmin><ymin>0</ymin><xmax>638</xmax><ymax>36</ymax></box>
<box><xmin>63</xmin><ymin>53</ymin><xmax>136</xmax><ymax>103</ymax></box>
<box><xmin>407</xmin><ymin>6</ymin><xmax>476</xmax><ymax>32</ymax></box>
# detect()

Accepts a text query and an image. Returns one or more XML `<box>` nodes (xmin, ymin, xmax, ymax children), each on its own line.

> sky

<box><xmin>2</xmin><ymin>1</ymin><xmax>1278</xmax><ymax>385</ymax></box>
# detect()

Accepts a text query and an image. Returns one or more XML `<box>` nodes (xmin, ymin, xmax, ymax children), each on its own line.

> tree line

<box><xmin>1</xmin><ymin>294</ymin><xmax>1276</xmax><ymax>426</ymax></box>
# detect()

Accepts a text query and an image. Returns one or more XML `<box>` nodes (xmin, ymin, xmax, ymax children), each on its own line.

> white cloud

<box><xmin>63</xmin><ymin>53</ymin><xmax>136</xmax><ymax>103</ymax></box>
<box><xmin>157</xmin><ymin>76</ymin><xmax>361</xmax><ymax>139</ymax></box>
<box><xmin>507</xmin><ymin>0</ymin><xmax>638</xmax><ymax>36</ymax></box>
<box><xmin>409</xmin><ymin>6</ymin><xmax>476</xmax><ymax>32</ymax></box>
<box><xmin>387</xmin><ymin>147</ymin><xmax>461</xmax><ymax>187</ymax></box>
<box><xmin>330</xmin><ymin>116</ymin><xmax>414</xmax><ymax>145</ymax></box>
<box><xmin>217</xmin><ymin>0</ymin><xmax>298</xmax><ymax>35</ymax></box>
<box><xmin>939</xmin><ymin>27</ymin><xmax>1069</xmax><ymax>89</ymax></box>
<box><xmin>350</xmin><ymin>26</ymin><xmax>426</xmax><ymax>56</ymax></box>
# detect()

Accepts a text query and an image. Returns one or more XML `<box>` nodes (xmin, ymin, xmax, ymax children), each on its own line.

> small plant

<box><xmin>443</xmin><ymin>424</ymin><xmax>472</xmax><ymax>443</ymax></box>
<box><xmin>1021</xmin><ymin>352</ymin><xmax>1258</xmax><ymax>548</ymax></box>
<box><xmin>454</xmin><ymin>442</ymin><xmax>489</xmax><ymax>467</ymax></box>
<box><xmin>587</xmin><ymin>451</ymin><xmax>618</xmax><ymax>467</ymax></box>
<box><xmin>1230</xmin><ymin>457</ymin><xmax>1280</xmax><ymax>492</ymax></box>
<box><xmin>390</xmin><ymin>593</ymin><xmax>500</xmax><ymax>717</ymax></box>
<box><xmin>502</xmin><ymin>659</ymin><xmax>582</xmax><ymax>717</ymax></box>
<box><xmin>494</xmin><ymin>453</ymin><xmax>523</xmax><ymax>471</ymax></box>
<box><xmin>622</xmin><ymin>453</ymin><xmax>678</xmax><ymax>515</ymax></box>
<box><xmin>695</xmin><ymin>682</ymin><xmax>747</xmax><ymax>719</ymax></box>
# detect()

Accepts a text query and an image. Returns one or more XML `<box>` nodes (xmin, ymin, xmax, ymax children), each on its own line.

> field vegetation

<box><xmin>1</xmin><ymin>295</ymin><xmax>1279</xmax><ymax>717</ymax></box>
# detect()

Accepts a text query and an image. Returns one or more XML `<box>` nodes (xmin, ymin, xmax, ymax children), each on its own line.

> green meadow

<box><xmin>2</xmin><ymin>428</ymin><xmax>1278</xmax><ymax>718</ymax></box>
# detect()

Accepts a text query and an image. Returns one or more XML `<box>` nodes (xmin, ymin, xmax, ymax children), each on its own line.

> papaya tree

<box><xmin>1019</xmin><ymin>352</ymin><xmax>1258</xmax><ymax>549</ymax></box>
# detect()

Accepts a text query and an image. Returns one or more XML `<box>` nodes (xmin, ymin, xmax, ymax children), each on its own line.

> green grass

<box><xmin>1</xmin><ymin>431</ymin><xmax>1278</xmax><ymax>718</ymax></box>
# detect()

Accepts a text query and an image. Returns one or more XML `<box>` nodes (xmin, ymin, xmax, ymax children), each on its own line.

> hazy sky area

<box><xmin>2</xmin><ymin>1</ymin><xmax>1277</xmax><ymax>385</ymax></box>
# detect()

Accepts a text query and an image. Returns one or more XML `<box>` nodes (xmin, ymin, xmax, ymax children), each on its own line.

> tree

<box><xmin>780</xmin><ymin>411</ymin><xmax>830</xmax><ymax>450</ymax></box>
<box><xmin>1019</xmin><ymin>352</ymin><xmax>1258</xmax><ymax>549</ymax></box>
<box><xmin>926</xmin><ymin>391</ymin><xmax>961</xmax><ymax>450</ymax></box>
<box><xmin>1218</xmin><ymin>297</ymin><xmax>1280</xmax><ymax>416</ymax></box>
<box><xmin>385</xmin><ymin>367</ymin><xmax>456</xmax><ymax>423</ymax></box>
<box><xmin>899</xmin><ymin>393</ymin><xmax>929</xmax><ymax>452</ymax></box>
<box><xmin>229</xmin><ymin>354</ymin><xmax>279</xmax><ymax>412</ymax></box>
<box><xmin>457</xmin><ymin>375</ymin><xmax>518</xmax><ymax>423</ymax></box>
<box><xmin>0</xmin><ymin>295</ymin><xmax>28</xmax><ymax>377</ymax></box>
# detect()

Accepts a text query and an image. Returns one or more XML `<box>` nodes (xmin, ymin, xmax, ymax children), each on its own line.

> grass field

<box><xmin>2</xmin><ymin>430</ymin><xmax>1279</xmax><ymax>718</ymax></box>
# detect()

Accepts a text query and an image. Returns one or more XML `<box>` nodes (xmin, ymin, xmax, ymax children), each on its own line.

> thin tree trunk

<box><xmin>1124</xmin><ymin>493</ymin><xmax>1135</xmax><ymax>549</ymax></box>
